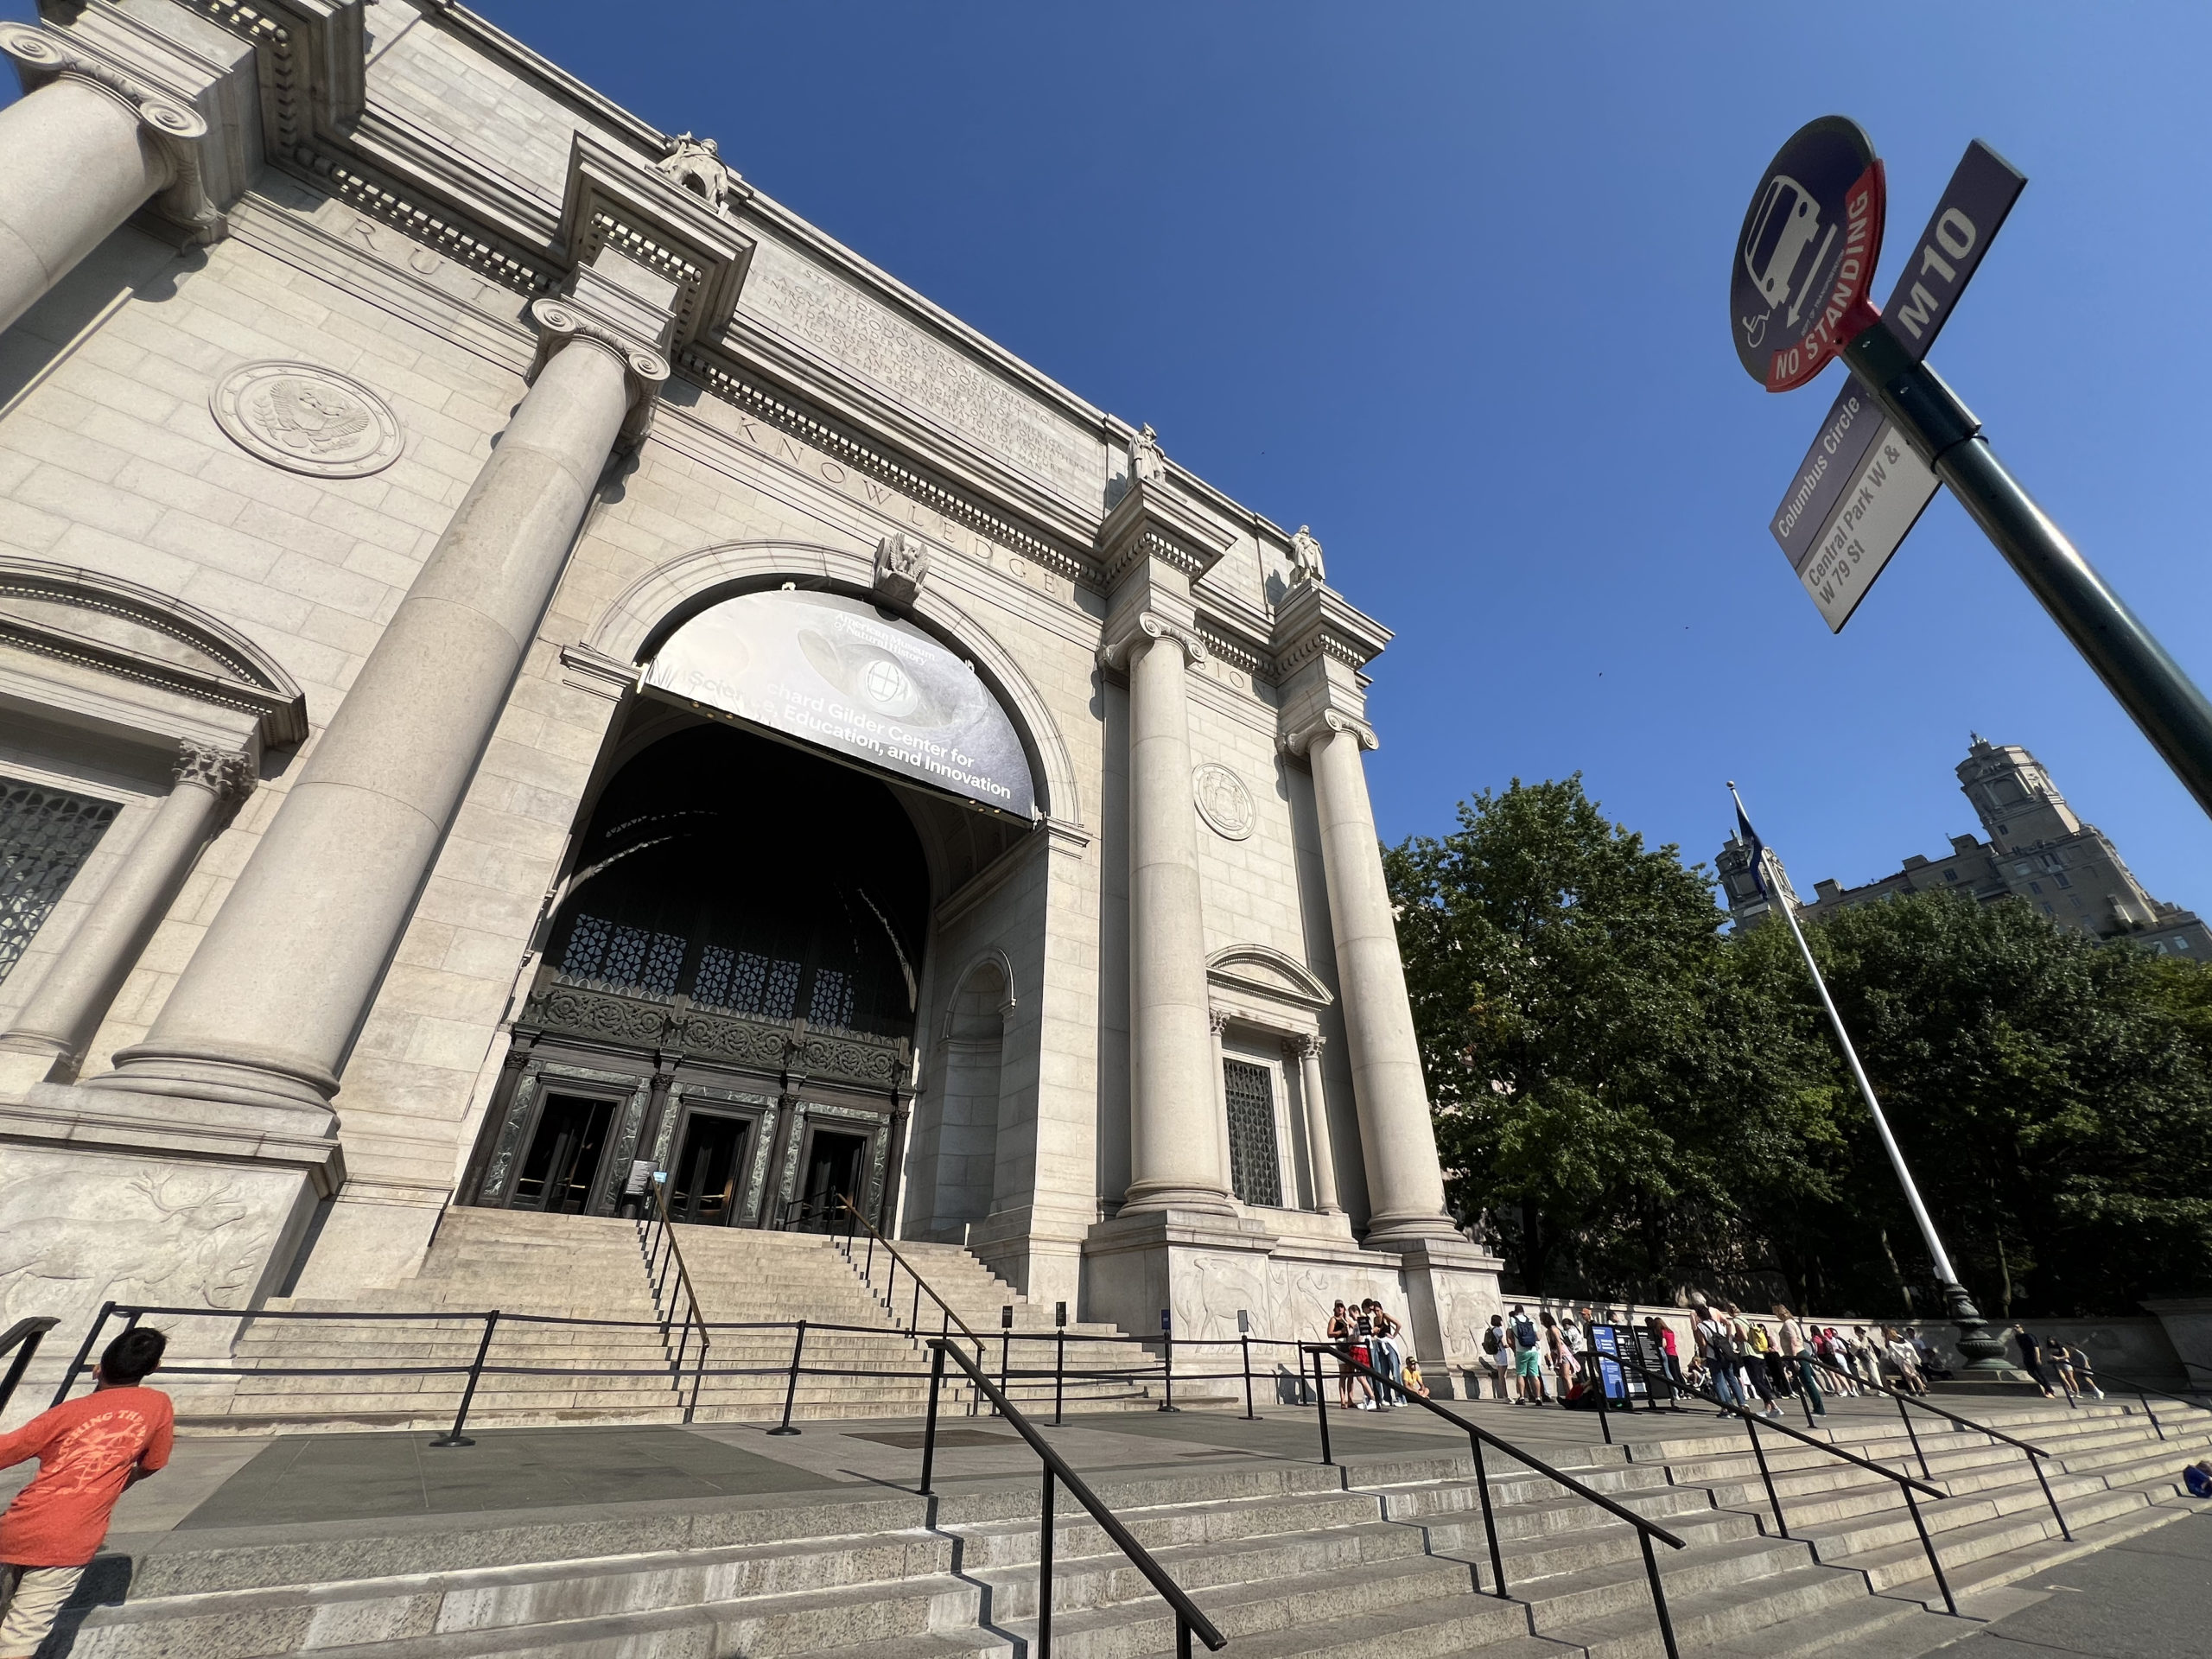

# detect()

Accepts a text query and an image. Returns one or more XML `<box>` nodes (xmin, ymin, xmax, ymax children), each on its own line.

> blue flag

<box><xmin>1732</xmin><ymin>793</ymin><xmax>1768</xmax><ymax>899</ymax></box>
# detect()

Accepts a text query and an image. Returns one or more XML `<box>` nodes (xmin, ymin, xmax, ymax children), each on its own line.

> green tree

<box><xmin>1384</xmin><ymin>776</ymin><xmax>1841</xmax><ymax>1300</ymax></box>
<box><xmin>1749</xmin><ymin>891</ymin><xmax>2212</xmax><ymax>1316</ymax></box>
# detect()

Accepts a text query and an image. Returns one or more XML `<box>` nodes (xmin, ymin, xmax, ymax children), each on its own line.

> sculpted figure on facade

<box><xmin>873</xmin><ymin>530</ymin><xmax>931</xmax><ymax>608</ymax></box>
<box><xmin>1128</xmin><ymin>422</ymin><xmax>1167</xmax><ymax>484</ymax></box>
<box><xmin>1289</xmin><ymin>524</ymin><xmax>1327</xmax><ymax>586</ymax></box>
<box><xmin>657</xmin><ymin>131</ymin><xmax>741</xmax><ymax>213</ymax></box>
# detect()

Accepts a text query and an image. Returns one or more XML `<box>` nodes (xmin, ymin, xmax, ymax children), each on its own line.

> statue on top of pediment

<box><xmin>658</xmin><ymin>132</ymin><xmax>741</xmax><ymax>214</ymax></box>
<box><xmin>1129</xmin><ymin>423</ymin><xmax>1166</xmax><ymax>485</ymax></box>
<box><xmin>1289</xmin><ymin>524</ymin><xmax>1326</xmax><ymax>586</ymax></box>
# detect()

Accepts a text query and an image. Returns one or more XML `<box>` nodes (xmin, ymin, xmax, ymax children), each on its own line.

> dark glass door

<box><xmin>794</xmin><ymin>1128</ymin><xmax>868</xmax><ymax>1230</ymax></box>
<box><xmin>512</xmin><ymin>1093</ymin><xmax>615</xmax><ymax>1214</ymax></box>
<box><xmin>671</xmin><ymin>1110</ymin><xmax>751</xmax><ymax>1225</ymax></box>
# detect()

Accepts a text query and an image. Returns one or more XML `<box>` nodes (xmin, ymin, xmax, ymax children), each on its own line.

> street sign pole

<box><xmin>1843</xmin><ymin>321</ymin><xmax>2212</xmax><ymax>822</ymax></box>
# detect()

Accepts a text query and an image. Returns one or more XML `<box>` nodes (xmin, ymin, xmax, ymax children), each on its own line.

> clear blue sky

<box><xmin>16</xmin><ymin>3</ymin><xmax>2212</xmax><ymax>909</ymax></box>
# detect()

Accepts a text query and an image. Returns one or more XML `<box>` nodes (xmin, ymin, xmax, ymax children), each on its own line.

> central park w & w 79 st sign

<box><xmin>1732</xmin><ymin>118</ymin><xmax>2212</xmax><ymax>823</ymax></box>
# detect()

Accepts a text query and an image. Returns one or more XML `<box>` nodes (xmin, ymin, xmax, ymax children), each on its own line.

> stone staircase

<box><xmin>59</xmin><ymin>1392</ymin><xmax>2212</xmax><ymax>1656</ymax></box>
<box><xmin>187</xmin><ymin>1210</ymin><xmax>1166</xmax><ymax>1432</ymax></box>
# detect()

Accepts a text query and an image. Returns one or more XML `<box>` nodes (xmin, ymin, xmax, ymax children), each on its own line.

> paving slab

<box><xmin>1933</xmin><ymin>1508</ymin><xmax>2212</xmax><ymax>1657</ymax></box>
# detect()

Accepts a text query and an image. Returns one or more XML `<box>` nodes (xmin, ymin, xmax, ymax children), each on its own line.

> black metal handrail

<box><xmin>1805</xmin><ymin>1357</ymin><xmax>2070</xmax><ymax>1541</ymax></box>
<box><xmin>921</xmin><ymin>1338</ymin><xmax>1227</xmax><ymax>1656</ymax></box>
<box><xmin>830</xmin><ymin>1193</ymin><xmax>991</xmax><ymax>1353</ymax></box>
<box><xmin>1611</xmin><ymin>1344</ymin><xmax>1958</xmax><ymax>1616</ymax></box>
<box><xmin>1301</xmin><ymin>1341</ymin><xmax>1684</xmax><ymax>1659</ymax></box>
<box><xmin>2094</xmin><ymin>1367</ymin><xmax>2212</xmax><ymax>1442</ymax></box>
<box><xmin>0</xmin><ymin>1316</ymin><xmax>58</xmax><ymax>1416</ymax></box>
<box><xmin>636</xmin><ymin>1181</ymin><xmax>713</xmax><ymax>1426</ymax></box>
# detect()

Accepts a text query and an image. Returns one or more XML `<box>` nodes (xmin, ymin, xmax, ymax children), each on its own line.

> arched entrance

<box><xmin>462</xmin><ymin>721</ymin><xmax>929</xmax><ymax>1230</ymax></box>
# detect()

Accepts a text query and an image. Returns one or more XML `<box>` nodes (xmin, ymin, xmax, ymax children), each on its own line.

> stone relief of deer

<box><xmin>0</xmin><ymin>1171</ymin><xmax>268</xmax><ymax>1323</ymax></box>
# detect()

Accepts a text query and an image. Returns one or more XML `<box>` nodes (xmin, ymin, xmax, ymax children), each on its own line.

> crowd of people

<box><xmin>1460</xmin><ymin>1298</ymin><xmax>1968</xmax><ymax>1414</ymax></box>
<box><xmin>1323</xmin><ymin>1298</ymin><xmax>1431</xmax><ymax>1408</ymax></box>
<box><xmin>1317</xmin><ymin>1294</ymin><xmax>2116</xmax><ymax>1421</ymax></box>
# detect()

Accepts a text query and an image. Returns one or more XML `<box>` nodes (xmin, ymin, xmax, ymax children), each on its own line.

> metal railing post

<box><xmin>1160</xmin><ymin>1333</ymin><xmax>1176</xmax><ymax>1413</ymax></box>
<box><xmin>430</xmin><ymin>1310</ymin><xmax>499</xmax><ymax>1448</ymax></box>
<box><xmin>912</xmin><ymin>1279</ymin><xmax>923</xmax><ymax>1336</ymax></box>
<box><xmin>886</xmin><ymin>1253</ymin><xmax>898</xmax><ymax>1321</ymax></box>
<box><xmin>1054</xmin><ymin>1330</ymin><xmax>1065</xmax><ymax>1427</ymax></box>
<box><xmin>769</xmin><ymin>1319</ymin><xmax>807</xmax><ymax>1435</ymax></box>
<box><xmin>1903</xmin><ymin>1484</ymin><xmax>1959</xmax><ymax>1616</ymax></box>
<box><xmin>1897</xmin><ymin>1389</ymin><xmax>1932</xmax><ymax>1481</ymax></box>
<box><xmin>1640</xmin><ymin>1529</ymin><xmax>1682</xmax><ymax>1659</ymax></box>
<box><xmin>1594</xmin><ymin>1349</ymin><xmax>1613</xmax><ymax>1444</ymax></box>
<box><xmin>1470</xmin><ymin>1433</ymin><xmax>1505</xmax><ymax>1597</ymax></box>
<box><xmin>1746</xmin><ymin>1414</ymin><xmax>1789</xmax><ymax>1537</ymax></box>
<box><xmin>2028</xmin><ymin>1450</ymin><xmax>2072</xmax><ymax>1541</ymax></box>
<box><xmin>1241</xmin><ymin>1332</ymin><xmax>1255</xmax><ymax>1421</ymax></box>
<box><xmin>1311</xmin><ymin>1347</ymin><xmax>1333</xmax><ymax>1466</ymax></box>
<box><xmin>919</xmin><ymin>1341</ymin><xmax>945</xmax><ymax>1496</ymax></box>
<box><xmin>1037</xmin><ymin>1465</ymin><xmax>1056</xmax><ymax>1657</ymax></box>
<box><xmin>50</xmin><ymin>1301</ymin><xmax>116</xmax><ymax>1407</ymax></box>
<box><xmin>684</xmin><ymin>1306</ymin><xmax>709</xmax><ymax>1424</ymax></box>
<box><xmin>0</xmin><ymin>1319</ymin><xmax>57</xmax><ymax>1417</ymax></box>
<box><xmin>2136</xmin><ymin>1382</ymin><xmax>2164</xmax><ymax>1440</ymax></box>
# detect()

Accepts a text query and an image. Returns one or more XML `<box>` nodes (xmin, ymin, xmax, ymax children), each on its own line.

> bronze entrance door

<box><xmin>791</xmin><ymin>1127</ymin><xmax>868</xmax><ymax>1230</ymax></box>
<box><xmin>670</xmin><ymin>1109</ymin><xmax>752</xmax><ymax>1225</ymax></box>
<box><xmin>511</xmin><ymin>1092</ymin><xmax>615</xmax><ymax>1214</ymax></box>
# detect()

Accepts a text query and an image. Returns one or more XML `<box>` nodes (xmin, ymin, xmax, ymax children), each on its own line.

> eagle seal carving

<box><xmin>213</xmin><ymin>362</ymin><xmax>403</xmax><ymax>478</ymax></box>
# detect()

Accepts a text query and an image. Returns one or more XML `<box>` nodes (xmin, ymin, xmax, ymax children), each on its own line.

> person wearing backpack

<box><xmin>1693</xmin><ymin>1301</ymin><xmax>1740</xmax><ymax>1414</ymax></box>
<box><xmin>1509</xmin><ymin>1306</ymin><xmax>1543</xmax><ymax>1404</ymax></box>
<box><xmin>1478</xmin><ymin>1315</ymin><xmax>1510</xmax><ymax>1401</ymax></box>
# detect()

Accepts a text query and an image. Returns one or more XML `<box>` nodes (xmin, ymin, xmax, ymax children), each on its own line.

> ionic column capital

<box><xmin>527</xmin><ymin>297</ymin><xmax>671</xmax><ymax>450</ymax></box>
<box><xmin>1281</xmin><ymin>709</ymin><xmax>1378</xmax><ymax>759</ymax></box>
<box><xmin>1098</xmin><ymin>608</ymin><xmax>1207</xmax><ymax>674</ymax></box>
<box><xmin>0</xmin><ymin>22</ymin><xmax>224</xmax><ymax>244</ymax></box>
<box><xmin>173</xmin><ymin>741</ymin><xmax>255</xmax><ymax>805</ymax></box>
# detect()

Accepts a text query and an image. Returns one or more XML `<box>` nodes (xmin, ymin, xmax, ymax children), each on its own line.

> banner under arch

<box><xmin>645</xmin><ymin>588</ymin><xmax>1037</xmax><ymax>819</ymax></box>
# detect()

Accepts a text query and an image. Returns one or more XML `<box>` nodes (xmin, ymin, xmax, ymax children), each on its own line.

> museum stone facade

<box><xmin>0</xmin><ymin>1</ymin><xmax>1500</xmax><ymax>1375</ymax></box>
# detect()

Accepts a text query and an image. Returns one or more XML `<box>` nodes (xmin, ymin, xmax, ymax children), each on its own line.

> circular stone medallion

<box><xmin>212</xmin><ymin>361</ymin><xmax>403</xmax><ymax>478</ymax></box>
<box><xmin>1192</xmin><ymin>761</ymin><xmax>1255</xmax><ymax>841</ymax></box>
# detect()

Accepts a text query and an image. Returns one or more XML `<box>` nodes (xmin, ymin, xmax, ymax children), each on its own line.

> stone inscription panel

<box><xmin>741</xmin><ymin>238</ymin><xmax>1106</xmax><ymax>508</ymax></box>
<box><xmin>706</xmin><ymin>404</ymin><xmax>1087</xmax><ymax>613</ymax></box>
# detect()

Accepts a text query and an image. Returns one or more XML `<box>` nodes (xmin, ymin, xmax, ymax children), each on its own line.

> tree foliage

<box><xmin>1388</xmin><ymin>775</ymin><xmax>2212</xmax><ymax>1316</ymax></box>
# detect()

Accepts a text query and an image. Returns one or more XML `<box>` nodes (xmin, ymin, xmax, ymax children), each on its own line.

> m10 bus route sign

<box><xmin>1732</xmin><ymin>116</ymin><xmax>1886</xmax><ymax>392</ymax></box>
<box><xmin>1765</xmin><ymin>139</ymin><xmax>2027</xmax><ymax>623</ymax></box>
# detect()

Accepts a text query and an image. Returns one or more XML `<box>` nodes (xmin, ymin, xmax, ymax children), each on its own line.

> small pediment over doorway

<box><xmin>1206</xmin><ymin>944</ymin><xmax>1333</xmax><ymax>1011</ymax></box>
<box><xmin>0</xmin><ymin>558</ymin><xmax>308</xmax><ymax>751</ymax></box>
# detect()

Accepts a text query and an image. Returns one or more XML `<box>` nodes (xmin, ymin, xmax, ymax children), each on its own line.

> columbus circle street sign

<box><xmin>1728</xmin><ymin>117</ymin><xmax>2212</xmax><ymax>829</ymax></box>
<box><xmin>1731</xmin><ymin>116</ymin><xmax>1885</xmax><ymax>393</ymax></box>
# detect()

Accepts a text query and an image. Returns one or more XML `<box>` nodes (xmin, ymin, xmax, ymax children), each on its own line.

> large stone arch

<box><xmin>583</xmin><ymin>539</ymin><xmax>1082</xmax><ymax>830</ymax></box>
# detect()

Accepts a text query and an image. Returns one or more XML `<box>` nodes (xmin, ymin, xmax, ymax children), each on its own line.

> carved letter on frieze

<box><xmin>874</xmin><ymin>531</ymin><xmax>930</xmax><ymax>608</ymax></box>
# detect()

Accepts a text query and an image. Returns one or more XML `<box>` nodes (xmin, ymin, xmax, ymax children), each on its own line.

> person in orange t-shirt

<box><xmin>0</xmin><ymin>1328</ymin><xmax>172</xmax><ymax>1658</ymax></box>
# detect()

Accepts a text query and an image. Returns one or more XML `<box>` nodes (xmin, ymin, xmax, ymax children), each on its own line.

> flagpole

<box><xmin>1729</xmin><ymin>784</ymin><xmax>2015</xmax><ymax>1379</ymax></box>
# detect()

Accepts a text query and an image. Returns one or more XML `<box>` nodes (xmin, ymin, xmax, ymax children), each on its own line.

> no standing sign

<box><xmin>1731</xmin><ymin>118</ymin><xmax>1885</xmax><ymax>393</ymax></box>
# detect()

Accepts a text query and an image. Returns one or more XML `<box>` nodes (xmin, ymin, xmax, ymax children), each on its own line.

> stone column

<box><xmin>0</xmin><ymin>743</ymin><xmax>251</xmax><ymax>1084</ymax></box>
<box><xmin>93</xmin><ymin>306</ymin><xmax>666</xmax><ymax>1115</ymax></box>
<box><xmin>1305</xmin><ymin>715</ymin><xmax>1456</xmax><ymax>1246</ymax></box>
<box><xmin>0</xmin><ymin>28</ymin><xmax>208</xmax><ymax>337</ymax></box>
<box><xmin>1210</xmin><ymin>1009</ymin><xmax>1234</xmax><ymax>1202</ymax></box>
<box><xmin>1293</xmin><ymin>1033</ymin><xmax>1343</xmax><ymax>1215</ymax></box>
<box><xmin>1121</xmin><ymin>620</ymin><xmax>1232</xmax><ymax>1214</ymax></box>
